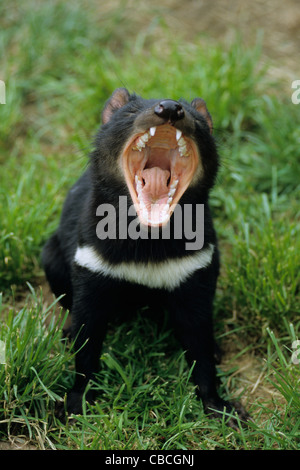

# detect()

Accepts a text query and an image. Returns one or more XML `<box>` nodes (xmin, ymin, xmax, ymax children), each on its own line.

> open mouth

<box><xmin>122</xmin><ymin>124</ymin><xmax>199</xmax><ymax>227</ymax></box>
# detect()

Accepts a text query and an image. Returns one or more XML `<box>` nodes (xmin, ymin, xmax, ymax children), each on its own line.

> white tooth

<box><xmin>134</xmin><ymin>141</ymin><xmax>144</xmax><ymax>151</ymax></box>
<box><xmin>140</xmin><ymin>132</ymin><xmax>150</xmax><ymax>143</ymax></box>
<box><xmin>171</xmin><ymin>179</ymin><xmax>179</xmax><ymax>189</ymax></box>
<box><xmin>138</xmin><ymin>140</ymin><xmax>146</xmax><ymax>149</ymax></box>
<box><xmin>176</xmin><ymin>129</ymin><xmax>182</xmax><ymax>141</ymax></box>
<box><xmin>177</xmin><ymin>136</ymin><xmax>189</xmax><ymax>157</ymax></box>
<box><xmin>168</xmin><ymin>188</ymin><xmax>176</xmax><ymax>197</ymax></box>
<box><xmin>150</xmin><ymin>127</ymin><xmax>156</xmax><ymax>136</ymax></box>
<box><xmin>178</xmin><ymin>138</ymin><xmax>186</xmax><ymax>148</ymax></box>
<box><xmin>135</xmin><ymin>175</ymin><xmax>143</xmax><ymax>194</ymax></box>
<box><xmin>133</xmin><ymin>131</ymin><xmax>151</xmax><ymax>151</ymax></box>
<box><xmin>167</xmin><ymin>197</ymin><xmax>173</xmax><ymax>205</ymax></box>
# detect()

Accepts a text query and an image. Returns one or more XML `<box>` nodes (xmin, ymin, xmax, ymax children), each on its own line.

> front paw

<box><xmin>55</xmin><ymin>389</ymin><xmax>94</xmax><ymax>421</ymax></box>
<box><xmin>203</xmin><ymin>397</ymin><xmax>251</xmax><ymax>429</ymax></box>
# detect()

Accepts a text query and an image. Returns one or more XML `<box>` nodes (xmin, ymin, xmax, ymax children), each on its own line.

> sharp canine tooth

<box><xmin>176</xmin><ymin>129</ymin><xmax>182</xmax><ymax>141</ymax></box>
<box><xmin>150</xmin><ymin>127</ymin><xmax>156</xmax><ymax>136</ymax></box>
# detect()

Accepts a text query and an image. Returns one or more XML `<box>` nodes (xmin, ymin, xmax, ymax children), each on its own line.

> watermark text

<box><xmin>0</xmin><ymin>80</ymin><xmax>5</xmax><ymax>104</ymax></box>
<box><xmin>291</xmin><ymin>340</ymin><xmax>300</xmax><ymax>365</ymax></box>
<box><xmin>0</xmin><ymin>340</ymin><xmax>5</xmax><ymax>364</ymax></box>
<box><xmin>291</xmin><ymin>80</ymin><xmax>300</xmax><ymax>104</ymax></box>
<box><xmin>96</xmin><ymin>197</ymin><xmax>204</xmax><ymax>251</ymax></box>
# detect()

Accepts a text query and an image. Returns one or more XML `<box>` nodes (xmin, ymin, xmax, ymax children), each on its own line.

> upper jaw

<box><xmin>122</xmin><ymin>123</ymin><xmax>200</xmax><ymax>227</ymax></box>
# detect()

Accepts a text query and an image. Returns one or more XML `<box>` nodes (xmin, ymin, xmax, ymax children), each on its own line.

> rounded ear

<box><xmin>102</xmin><ymin>88</ymin><xmax>131</xmax><ymax>124</ymax></box>
<box><xmin>191</xmin><ymin>98</ymin><xmax>213</xmax><ymax>133</ymax></box>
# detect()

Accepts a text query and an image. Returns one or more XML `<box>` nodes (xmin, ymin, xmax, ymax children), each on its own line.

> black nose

<box><xmin>154</xmin><ymin>100</ymin><xmax>184</xmax><ymax>124</ymax></box>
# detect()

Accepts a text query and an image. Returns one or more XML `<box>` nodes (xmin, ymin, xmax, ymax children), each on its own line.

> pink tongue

<box><xmin>141</xmin><ymin>167</ymin><xmax>170</xmax><ymax>201</ymax></box>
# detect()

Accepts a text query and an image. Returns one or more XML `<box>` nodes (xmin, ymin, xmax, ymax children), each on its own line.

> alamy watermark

<box><xmin>95</xmin><ymin>196</ymin><xmax>204</xmax><ymax>251</ymax></box>
<box><xmin>291</xmin><ymin>80</ymin><xmax>300</xmax><ymax>104</ymax></box>
<box><xmin>0</xmin><ymin>80</ymin><xmax>5</xmax><ymax>104</ymax></box>
<box><xmin>291</xmin><ymin>340</ymin><xmax>300</xmax><ymax>365</ymax></box>
<box><xmin>0</xmin><ymin>340</ymin><xmax>5</xmax><ymax>364</ymax></box>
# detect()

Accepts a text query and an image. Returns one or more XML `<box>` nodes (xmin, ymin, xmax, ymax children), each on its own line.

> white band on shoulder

<box><xmin>74</xmin><ymin>244</ymin><xmax>214</xmax><ymax>291</ymax></box>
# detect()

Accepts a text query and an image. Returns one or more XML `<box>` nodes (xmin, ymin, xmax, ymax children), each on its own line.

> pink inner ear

<box><xmin>102</xmin><ymin>88</ymin><xmax>130</xmax><ymax>124</ymax></box>
<box><xmin>191</xmin><ymin>98</ymin><xmax>213</xmax><ymax>133</ymax></box>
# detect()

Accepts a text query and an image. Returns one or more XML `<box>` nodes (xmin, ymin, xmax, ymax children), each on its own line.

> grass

<box><xmin>0</xmin><ymin>290</ymin><xmax>299</xmax><ymax>450</ymax></box>
<box><xmin>0</xmin><ymin>0</ymin><xmax>299</xmax><ymax>450</ymax></box>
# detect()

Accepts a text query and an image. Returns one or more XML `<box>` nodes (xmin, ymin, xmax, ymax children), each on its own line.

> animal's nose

<box><xmin>154</xmin><ymin>100</ymin><xmax>184</xmax><ymax>124</ymax></box>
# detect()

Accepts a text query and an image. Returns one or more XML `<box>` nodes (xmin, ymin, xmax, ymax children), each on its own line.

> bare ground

<box><xmin>105</xmin><ymin>0</ymin><xmax>299</xmax><ymax>76</ymax></box>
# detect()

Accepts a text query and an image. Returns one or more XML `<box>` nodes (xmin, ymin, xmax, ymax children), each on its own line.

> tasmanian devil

<box><xmin>42</xmin><ymin>88</ymin><xmax>249</xmax><ymax>424</ymax></box>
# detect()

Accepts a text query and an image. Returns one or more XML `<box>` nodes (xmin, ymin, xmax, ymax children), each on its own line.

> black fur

<box><xmin>42</xmin><ymin>89</ymin><xmax>249</xmax><ymax>425</ymax></box>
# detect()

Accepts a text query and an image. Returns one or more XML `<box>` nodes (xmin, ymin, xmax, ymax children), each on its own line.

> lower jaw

<box><xmin>133</xmin><ymin>174</ymin><xmax>180</xmax><ymax>227</ymax></box>
<box><xmin>136</xmin><ymin>201</ymin><xmax>173</xmax><ymax>227</ymax></box>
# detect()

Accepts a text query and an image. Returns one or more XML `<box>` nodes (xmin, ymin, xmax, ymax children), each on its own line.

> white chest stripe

<box><xmin>74</xmin><ymin>244</ymin><xmax>214</xmax><ymax>291</ymax></box>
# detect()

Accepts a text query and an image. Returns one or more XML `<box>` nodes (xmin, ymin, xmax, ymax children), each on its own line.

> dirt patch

<box><xmin>102</xmin><ymin>0</ymin><xmax>299</xmax><ymax>85</ymax></box>
<box><xmin>162</xmin><ymin>0</ymin><xmax>299</xmax><ymax>78</ymax></box>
